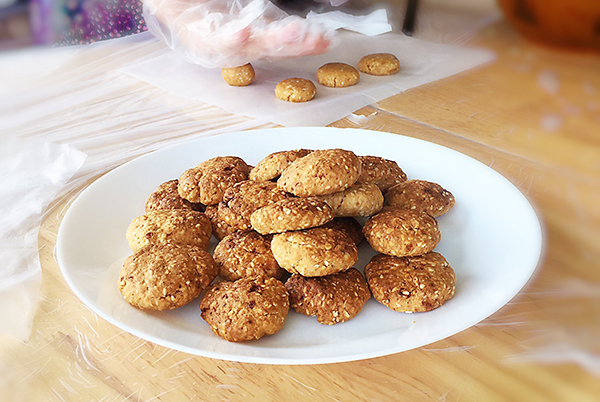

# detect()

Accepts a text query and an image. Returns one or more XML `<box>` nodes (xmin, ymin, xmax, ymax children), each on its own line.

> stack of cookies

<box><xmin>117</xmin><ymin>147</ymin><xmax>457</xmax><ymax>343</ymax></box>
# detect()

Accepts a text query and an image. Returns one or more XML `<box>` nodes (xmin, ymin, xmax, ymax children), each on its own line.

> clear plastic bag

<box><xmin>143</xmin><ymin>0</ymin><xmax>336</xmax><ymax>68</ymax></box>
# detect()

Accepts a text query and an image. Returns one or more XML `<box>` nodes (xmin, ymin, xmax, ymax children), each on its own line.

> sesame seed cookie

<box><xmin>126</xmin><ymin>209</ymin><xmax>212</xmax><ymax>253</ymax></box>
<box><xmin>271</xmin><ymin>227</ymin><xmax>358</xmax><ymax>277</ymax></box>
<box><xmin>275</xmin><ymin>78</ymin><xmax>317</xmax><ymax>102</ymax></box>
<box><xmin>119</xmin><ymin>243</ymin><xmax>217</xmax><ymax>311</ymax></box>
<box><xmin>317</xmin><ymin>62</ymin><xmax>360</xmax><ymax>88</ymax></box>
<box><xmin>200</xmin><ymin>276</ymin><xmax>289</xmax><ymax>342</ymax></box>
<box><xmin>356</xmin><ymin>156</ymin><xmax>407</xmax><ymax>192</ymax></box>
<box><xmin>249</xmin><ymin>149</ymin><xmax>313</xmax><ymax>182</ymax></box>
<box><xmin>250</xmin><ymin>197</ymin><xmax>334</xmax><ymax>235</ymax></box>
<box><xmin>285</xmin><ymin>268</ymin><xmax>371</xmax><ymax>325</ymax></box>
<box><xmin>316</xmin><ymin>183</ymin><xmax>384</xmax><ymax>217</ymax></box>
<box><xmin>358</xmin><ymin>53</ymin><xmax>400</xmax><ymax>76</ymax></box>
<box><xmin>145</xmin><ymin>179</ymin><xmax>204</xmax><ymax>213</ymax></box>
<box><xmin>362</xmin><ymin>209</ymin><xmax>440</xmax><ymax>257</ymax></box>
<box><xmin>213</xmin><ymin>230</ymin><xmax>283</xmax><ymax>281</ymax></box>
<box><xmin>384</xmin><ymin>179</ymin><xmax>455</xmax><ymax>218</ymax></box>
<box><xmin>221</xmin><ymin>63</ymin><xmax>255</xmax><ymax>86</ymax></box>
<box><xmin>204</xmin><ymin>204</ymin><xmax>238</xmax><ymax>241</ymax></box>
<box><xmin>319</xmin><ymin>217</ymin><xmax>365</xmax><ymax>246</ymax></box>
<box><xmin>217</xmin><ymin>180</ymin><xmax>291</xmax><ymax>233</ymax></box>
<box><xmin>178</xmin><ymin>156</ymin><xmax>250</xmax><ymax>205</ymax></box>
<box><xmin>277</xmin><ymin>148</ymin><xmax>362</xmax><ymax>197</ymax></box>
<box><xmin>364</xmin><ymin>252</ymin><xmax>455</xmax><ymax>313</ymax></box>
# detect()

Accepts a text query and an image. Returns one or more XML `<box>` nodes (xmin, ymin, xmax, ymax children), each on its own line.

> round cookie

<box><xmin>221</xmin><ymin>63</ymin><xmax>255</xmax><ymax>86</ymax></box>
<box><xmin>364</xmin><ymin>252</ymin><xmax>455</xmax><ymax>313</ymax></box>
<box><xmin>200</xmin><ymin>276</ymin><xmax>289</xmax><ymax>342</ymax></box>
<box><xmin>126</xmin><ymin>209</ymin><xmax>212</xmax><ymax>253</ymax></box>
<box><xmin>285</xmin><ymin>268</ymin><xmax>371</xmax><ymax>325</ymax></box>
<box><xmin>275</xmin><ymin>78</ymin><xmax>317</xmax><ymax>102</ymax></box>
<box><xmin>356</xmin><ymin>155</ymin><xmax>407</xmax><ymax>192</ymax></box>
<box><xmin>217</xmin><ymin>180</ymin><xmax>291</xmax><ymax>232</ymax></box>
<box><xmin>250</xmin><ymin>197</ymin><xmax>334</xmax><ymax>235</ymax></box>
<box><xmin>178</xmin><ymin>156</ymin><xmax>250</xmax><ymax>205</ymax></box>
<box><xmin>316</xmin><ymin>183</ymin><xmax>384</xmax><ymax>217</ymax></box>
<box><xmin>204</xmin><ymin>204</ymin><xmax>238</xmax><ymax>241</ymax></box>
<box><xmin>358</xmin><ymin>53</ymin><xmax>400</xmax><ymax>76</ymax></box>
<box><xmin>249</xmin><ymin>149</ymin><xmax>313</xmax><ymax>182</ymax></box>
<box><xmin>213</xmin><ymin>230</ymin><xmax>283</xmax><ymax>281</ymax></box>
<box><xmin>271</xmin><ymin>227</ymin><xmax>358</xmax><ymax>277</ymax></box>
<box><xmin>277</xmin><ymin>148</ymin><xmax>362</xmax><ymax>197</ymax></box>
<box><xmin>319</xmin><ymin>217</ymin><xmax>364</xmax><ymax>246</ymax></box>
<box><xmin>362</xmin><ymin>209</ymin><xmax>440</xmax><ymax>257</ymax></box>
<box><xmin>119</xmin><ymin>243</ymin><xmax>217</xmax><ymax>311</ymax></box>
<box><xmin>317</xmin><ymin>62</ymin><xmax>360</xmax><ymax>88</ymax></box>
<box><xmin>384</xmin><ymin>179</ymin><xmax>455</xmax><ymax>218</ymax></box>
<box><xmin>145</xmin><ymin>179</ymin><xmax>204</xmax><ymax>213</ymax></box>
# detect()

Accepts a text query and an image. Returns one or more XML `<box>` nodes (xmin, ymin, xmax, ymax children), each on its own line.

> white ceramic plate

<box><xmin>56</xmin><ymin>127</ymin><xmax>543</xmax><ymax>365</ymax></box>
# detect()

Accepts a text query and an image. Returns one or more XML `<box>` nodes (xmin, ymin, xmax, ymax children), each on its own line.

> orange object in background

<box><xmin>497</xmin><ymin>0</ymin><xmax>600</xmax><ymax>52</ymax></box>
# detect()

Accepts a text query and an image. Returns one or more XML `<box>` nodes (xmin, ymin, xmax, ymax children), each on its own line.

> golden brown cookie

<box><xmin>221</xmin><ymin>63</ymin><xmax>255</xmax><ymax>86</ymax></box>
<box><xmin>250</xmin><ymin>197</ymin><xmax>334</xmax><ymax>235</ymax></box>
<box><xmin>200</xmin><ymin>276</ymin><xmax>289</xmax><ymax>342</ymax></box>
<box><xmin>249</xmin><ymin>149</ymin><xmax>313</xmax><ymax>182</ymax></box>
<box><xmin>277</xmin><ymin>148</ymin><xmax>361</xmax><ymax>197</ymax></box>
<box><xmin>319</xmin><ymin>217</ymin><xmax>364</xmax><ymax>246</ymax></box>
<box><xmin>316</xmin><ymin>62</ymin><xmax>360</xmax><ymax>88</ymax></box>
<box><xmin>204</xmin><ymin>204</ymin><xmax>238</xmax><ymax>241</ymax></box>
<box><xmin>285</xmin><ymin>268</ymin><xmax>371</xmax><ymax>325</ymax></box>
<box><xmin>364</xmin><ymin>252</ymin><xmax>455</xmax><ymax>313</ymax></box>
<box><xmin>217</xmin><ymin>180</ymin><xmax>291</xmax><ymax>233</ymax></box>
<box><xmin>125</xmin><ymin>209</ymin><xmax>212</xmax><ymax>253</ymax></box>
<box><xmin>358</xmin><ymin>53</ymin><xmax>400</xmax><ymax>76</ymax></box>
<box><xmin>213</xmin><ymin>230</ymin><xmax>283</xmax><ymax>281</ymax></box>
<box><xmin>119</xmin><ymin>244</ymin><xmax>217</xmax><ymax>311</ymax></box>
<box><xmin>384</xmin><ymin>179</ymin><xmax>455</xmax><ymax>218</ymax></box>
<box><xmin>271</xmin><ymin>227</ymin><xmax>358</xmax><ymax>277</ymax></box>
<box><xmin>145</xmin><ymin>179</ymin><xmax>204</xmax><ymax>213</ymax></box>
<box><xmin>275</xmin><ymin>78</ymin><xmax>317</xmax><ymax>102</ymax></box>
<box><xmin>178</xmin><ymin>156</ymin><xmax>250</xmax><ymax>205</ymax></box>
<box><xmin>362</xmin><ymin>209</ymin><xmax>440</xmax><ymax>257</ymax></box>
<box><xmin>316</xmin><ymin>183</ymin><xmax>384</xmax><ymax>217</ymax></box>
<box><xmin>356</xmin><ymin>156</ymin><xmax>407</xmax><ymax>192</ymax></box>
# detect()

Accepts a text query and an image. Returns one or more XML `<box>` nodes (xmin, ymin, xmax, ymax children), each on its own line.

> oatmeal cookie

<box><xmin>356</xmin><ymin>156</ymin><xmax>407</xmax><ymax>192</ymax></box>
<box><xmin>285</xmin><ymin>268</ymin><xmax>371</xmax><ymax>325</ymax></box>
<box><xmin>362</xmin><ymin>209</ymin><xmax>440</xmax><ymax>257</ymax></box>
<box><xmin>221</xmin><ymin>63</ymin><xmax>255</xmax><ymax>86</ymax></box>
<box><xmin>271</xmin><ymin>227</ymin><xmax>358</xmax><ymax>277</ymax></box>
<box><xmin>250</xmin><ymin>197</ymin><xmax>334</xmax><ymax>235</ymax></box>
<box><xmin>365</xmin><ymin>252</ymin><xmax>455</xmax><ymax>313</ymax></box>
<box><xmin>204</xmin><ymin>204</ymin><xmax>238</xmax><ymax>241</ymax></box>
<box><xmin>249</xmin><ymin>149</ymin><xmax>313</xmax><ymax>182</ymax></box>
<box><xmin>213</xmin><ymin>230</ymin><xmax>283</xmax><ymax>281</ymax></box>
<box><xmin>275</xmin><ymin>78</ymin><xmax>317</xmax><ymax>102</ymax></box>
<box><xmin>200</xmin><ymin>276</ymin><xmax>289</xmax><ymax>342</ymax></box>
<box><xmin>277</xmin><ymin>148</ymin><xmax>361</xmax><ymax>197</ymax></box>
<box><xmin>384</xmin><ymin>179</ymin><xmax>455</xmax><ymax>218</ymax></box>
<box><xmin>145</xmin><ymin>179</ymin><xmax>204</xmax><ymax>213</ymax></box>
<box><xmin>319</xmin><ymin>217</ymin><xmax>364</xmax><ymax>246</ymax></box>
<box><xmin>126</xmin><ymin>209</ymin><xmax>212</xmax><ymax>253</ymax></box>
<box><xmin>178</xmin><ymin>156</ymin><xmax>250</xmax><ymax>205</ymax></box>
<box><xmin>316</xmin><ymin>183</ymin><xmax>384</xmax><ymax>217</ymax></box>
<box><xmin>316</xmin><ymin>62</ymin><xmax>360</xmax><ymax>88</ymax></box>
<box><xmin>119</xmin><ymin>243</ymin><xmax>217</xmax><ymax>311</ymax></box>
<box><xmin>358</xmin><ymin>53</ymin><xmax>400</xmax><ymax>76</ymax></box>
<box><xmin>217</xmin><ymin>180</ymin><xmax>290</xmax><ymax>232</ymax></box>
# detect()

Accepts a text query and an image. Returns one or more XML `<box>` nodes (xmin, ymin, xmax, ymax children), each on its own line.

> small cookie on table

<box><xmin>358</xmin><ymin>53</ymin><xmax>400</xmax><ymax>76</ymax></box>
<box><xmin>275</xmin><ymin>78</ymin><xmax>317</xmax><ymax>102</ymax></box>
<box><xmin>200</xmin><ymin>276</ymin><xmax>289</xmax><ymax>342</ymax></box>
<box><xmin>119</xmin><ymin>243</ymin><xmax>217</xmax><ymax>311</ymax></box>
<box><xmin>317</xmin><ymin>62</ymin><xmax>360</xmax><ymax>88</ymax></box>
<box><xmin>365</xmin><ymin>252</ymin><xmax>455</xmax><ymax>313</ymax></box>
<box><xmin>221</xmin><ymin>63</ymin><xmax>255</xmax><ymax>86</ymax></box>
<box><xmin>285</xmin><ymin>268</ymin><xmax>371</xmax><ymax>325</ymax></box>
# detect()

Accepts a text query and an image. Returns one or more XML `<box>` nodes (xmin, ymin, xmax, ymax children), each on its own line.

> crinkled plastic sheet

<box><xmin>1</xmin><ymin>4</ymin><xmax>600</xmax><ymax>401</ymax></box>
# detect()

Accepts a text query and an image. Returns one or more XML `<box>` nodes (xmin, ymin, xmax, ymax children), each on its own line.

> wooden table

<box><xmin>2</xmin><ymin>2</ymin><xmax>599</xmax><ymax>401</ymax></box>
